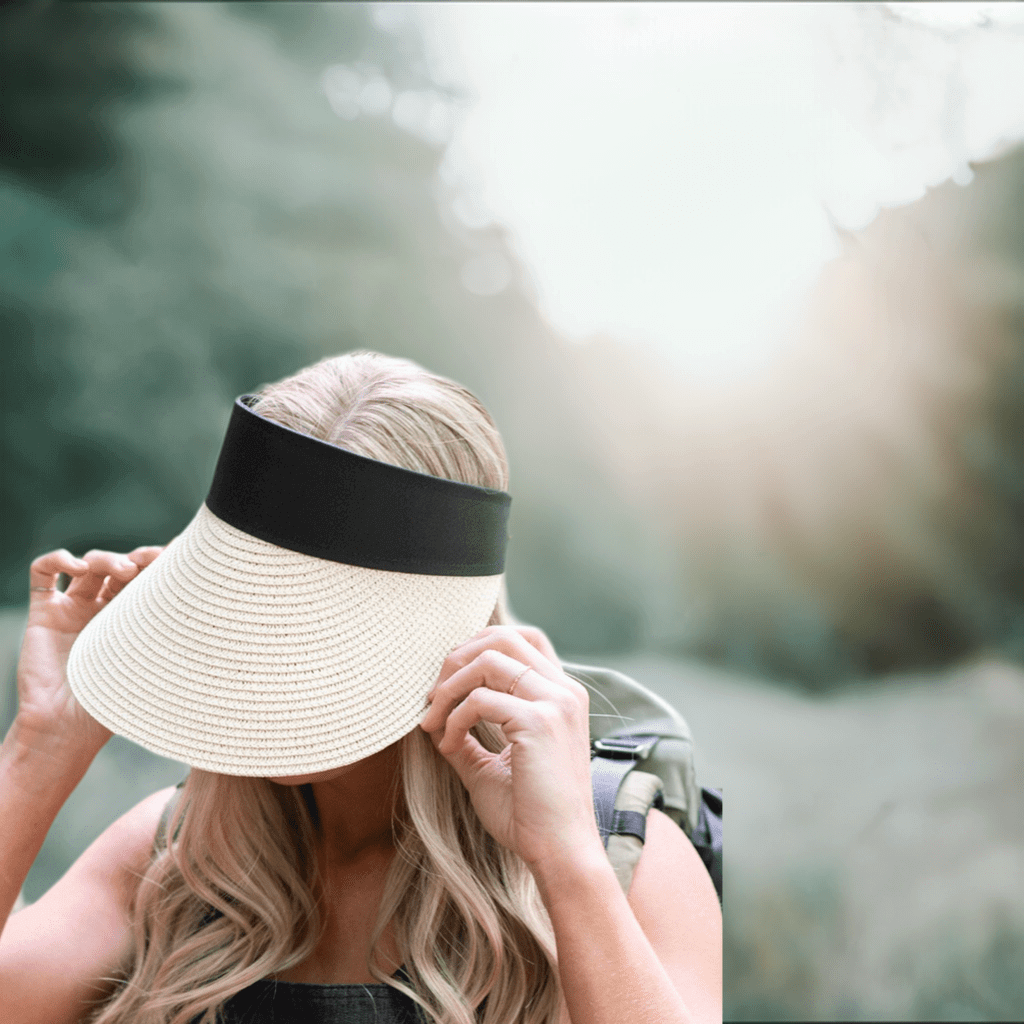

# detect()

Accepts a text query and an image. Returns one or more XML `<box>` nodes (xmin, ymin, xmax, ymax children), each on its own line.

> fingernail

<box><xmin>74</xmin><ymin>559</ymin><xmax>88</xmax><ymax>569</ymax></box>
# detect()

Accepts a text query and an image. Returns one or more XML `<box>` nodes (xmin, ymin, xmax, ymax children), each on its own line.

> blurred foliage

<box><xmin>0</xmin><ymin>0</ymin><xmax>663</xmax><ymax>657</ymax></box>
<box><xmin>4</xmin><ymin>0</ymin><xmax>1024</xmax><ymax>687</ymax></box>
<box><xmin>912</xmin><ymin>917</ymin><xmax>1024</xmax><ymax>1022</ymax></box>
<box><xmin>724</xmin><ymin>873</ymin><xmax>1024</xmax><ymax>1021</ymax></box>
<box><xmin>723</xmin><ymin>869</ymin><xmax>847</xmax><ymax>1021</ymax></box>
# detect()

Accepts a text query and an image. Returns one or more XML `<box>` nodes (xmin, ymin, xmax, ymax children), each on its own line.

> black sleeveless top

<box><xmin>217</xmin><ymin>971</ymin><xmax>422</xmax><ymax>1023</ymax></box>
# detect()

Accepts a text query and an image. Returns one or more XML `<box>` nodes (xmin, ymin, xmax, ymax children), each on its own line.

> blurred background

<box><xmin>2</xmin><ymin>2</ymin><xmax>1023</xmax><ymax>1019</ymax></box>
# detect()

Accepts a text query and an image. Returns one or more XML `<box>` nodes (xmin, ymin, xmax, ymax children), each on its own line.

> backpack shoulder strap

<box><xmin>598</xmin><ymin>767</ymin><xmax>664</xmax><ymax>893</ymax></box>
<box><xmin>591</xmin><ymin>748</ymin><xmax>644</xmax><ymax>843</ymax></box>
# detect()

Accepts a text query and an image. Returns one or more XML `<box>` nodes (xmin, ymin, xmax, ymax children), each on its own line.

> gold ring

<box><xmin>508</xmin><ymin>664</ymin><xmax>530</xmax><ymax>698</ymax></box>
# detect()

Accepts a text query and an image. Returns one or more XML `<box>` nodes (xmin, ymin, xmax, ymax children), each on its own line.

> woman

<box><xmin>0</xmin><ymin>351</ymin><xmax>721</xmax><ymax>1024</ymax></box>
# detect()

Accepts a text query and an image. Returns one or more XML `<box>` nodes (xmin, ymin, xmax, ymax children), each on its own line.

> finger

<box><xmin>423</xmin><ymin>648</ymin><xmax>534</xmax><ymax>733</ymax></box>
<box><xmin>29</xmin><ymin>549</ymin><xmax>89</xmax><ymax>592</ymax></box>
<box><xmin>429</xmin><ymin>628</ymin><xmax>587</xmax><ymax>727</ymax></box>
<box><xmin>436</xmin><ymin>626</ymin><xmax>563</xmax><ymax>691</ymax></box>
<box><xmin>423</xmin><ymin>649</ymin><xmax>516</xmax><ymax>733</ymax></box>
<box><xmin>101</xmin><ymin>546</ymin><xmax>162</xmax><ymax>601</ymax></box>
<box><xmin>96</xmin><ymin>565</ymin><xmax>141</xmax><ymax>603</ymax></box>
<box><xmin>436</xmin><ymin>686</ymin><xmax>530</xmax><ymax>756</ymax></box>
<box><xmin>423</xmin><ymin>648</ymin><xmax>578</xmax><ymax>735</ymax></box>
<box><xmin>433</xmin><ymin>727</ymin><xmax>499</xmax><ymax>787</ymax></box>
<box><xmin>127</xmin><ymin>545</ymin><xmax>164</xmax><ymax>568</ymax></box>
<box><xmin>65</xmin><ymin>550</ymin><xmax>139</xmax><ymax>602</ymax></box>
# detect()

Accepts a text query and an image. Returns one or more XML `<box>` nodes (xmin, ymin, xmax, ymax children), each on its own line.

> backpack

<box><xmin>563</xmin><ymin>661</ymin><xmax>723</xmax><ymax>905</ymax></box>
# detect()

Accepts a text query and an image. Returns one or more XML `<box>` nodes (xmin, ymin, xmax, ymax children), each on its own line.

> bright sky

<box><xmin>416</xmin><ymin>2</ymin><xmax>1024</xmax><ymax>377</ymax></box>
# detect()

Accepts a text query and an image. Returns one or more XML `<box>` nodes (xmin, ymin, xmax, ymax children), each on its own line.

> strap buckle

<box><xmin>592</xmin><ymin>734</ymin><xmax>660</xmax><ymax>760</ymax></box>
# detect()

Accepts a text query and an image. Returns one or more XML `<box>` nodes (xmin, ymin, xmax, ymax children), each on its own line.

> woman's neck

<box><xmin>272</xmin><ymin>745</ymin><xmax>404</xmax><ymax>984</ymax></box>
<box><xmin>310</xmin><ymin>742</ymin><xmax>402</xmax><ymax>865</ymax></box>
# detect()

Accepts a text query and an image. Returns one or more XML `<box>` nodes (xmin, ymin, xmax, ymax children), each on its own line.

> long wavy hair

<box><xmin>90</xmin><ymin>352</ymin><xmax>563</xmax><ymax>1024</ymax></box>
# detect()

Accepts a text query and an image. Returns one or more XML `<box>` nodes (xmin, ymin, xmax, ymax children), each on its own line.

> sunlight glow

<box><xmin>420</xmin><ymin>2</ymin><xmax>1024</xmax><ymax>376</ymax></box>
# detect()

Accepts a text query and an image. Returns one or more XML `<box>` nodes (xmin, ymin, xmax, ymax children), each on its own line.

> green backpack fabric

<box><xmin>563</xmin><ymin>661</ymin><xmax>722</xmax><ymax>903</ymax></box>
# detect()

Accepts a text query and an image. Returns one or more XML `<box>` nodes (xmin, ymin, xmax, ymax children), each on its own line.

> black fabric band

<box><xmin>611</xmin><ymin>809</ymin><xmax>649</xmax><ymax>843</ymax></box>
<box><xmin>205</xmin><ymin>395</ymin><xmax>511</xmax><ymax>576</ymax></box>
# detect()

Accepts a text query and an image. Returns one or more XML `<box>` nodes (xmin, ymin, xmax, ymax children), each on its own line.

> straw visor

<box><xmin>66</xmin><ymin>396</ymin><xmax>510</xmax><ymax>776</ymax></box>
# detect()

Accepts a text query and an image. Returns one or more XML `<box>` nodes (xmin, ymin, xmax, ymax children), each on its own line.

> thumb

<box><xmin>436</xmin><ymin>730</ymin><xmax>492</xmax><ymax>789</ymax></box>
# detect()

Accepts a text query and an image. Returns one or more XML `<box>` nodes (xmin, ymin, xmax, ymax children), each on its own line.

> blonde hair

<box><xmin>91</xmin><ymin>352</ymin><xmax>562</xmax><ymax>1024</ymax></box>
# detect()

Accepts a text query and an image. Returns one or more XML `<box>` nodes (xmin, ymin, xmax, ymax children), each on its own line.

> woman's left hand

<box><xmin>420</xmin><ymin>625</ymin><xmax>604</xmax><ymax>874</ymax></box>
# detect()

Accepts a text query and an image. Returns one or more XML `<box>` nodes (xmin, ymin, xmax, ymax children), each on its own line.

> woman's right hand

<box><xmin>14</xmin><ymin>546</ymin><xmax>164</xmax><ymax>761</ymax></box>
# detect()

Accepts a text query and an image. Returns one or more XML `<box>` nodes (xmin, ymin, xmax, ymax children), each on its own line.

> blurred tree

<box><xmin>0</xmin><ymin>1</ymin><xmax>665</xmax><ymax>656</ymax></box>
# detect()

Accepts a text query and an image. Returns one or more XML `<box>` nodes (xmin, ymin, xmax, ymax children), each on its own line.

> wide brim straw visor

<box><xmin>65</xmin><ymin>395</ymin><xmax>510</xmax><ymax>777</ymax></box>
<box><xmin>66</xmin><ymin>505</ymin><xmax>501</xmax><ymax>775</ymax></box>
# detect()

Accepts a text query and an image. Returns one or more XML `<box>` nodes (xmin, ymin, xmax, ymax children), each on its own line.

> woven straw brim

<box><xmin>66</xmin><ymin>504</ymin><xmax>502</xmax><ymax>776</ymax></box>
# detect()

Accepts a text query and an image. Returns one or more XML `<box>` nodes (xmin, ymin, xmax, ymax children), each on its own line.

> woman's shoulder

<box><xmin>0</xmin><ymin>784</ymin><xmax>179</xmax><ymax>1024</ymax></box>
<box><xmin>626</xmin><ymin>808</ymin><xmax>723</xmax><ymax>1022</ymax></box>
<box><xmin>29</xmin><ymin>782</ymin><xmax>178</xmax><ymax>915</ymax></box>
<box><xmin>104</xmin><ymin>782</ymin><xmax>182</xmax><ymax>867</ymax></box>
<box><xmin>66</xmin><ymin>784</ymin><xmax>182</xmax><ymax>894</ymax></box>
<box><xmin>630</xmin><ymin>808</ymin><xmax>720</xmax><ymax>909</ymax></box>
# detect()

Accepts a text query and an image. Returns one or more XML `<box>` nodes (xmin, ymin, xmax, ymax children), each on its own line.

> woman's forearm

<box><xmin>0</xmin><ymin>721</ymin><xmax>94</xmax><ymax>931</ymax></box>
<box><xmin>533</xmin><ymin>846</ymin><xmax>695</xmax><ymax>1024</ymax></box>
